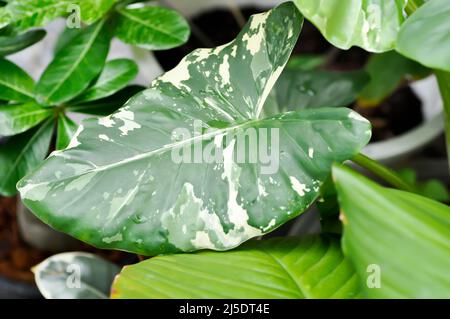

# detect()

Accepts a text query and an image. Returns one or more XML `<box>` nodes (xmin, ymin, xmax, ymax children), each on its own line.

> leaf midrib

<box><xmin>118</xmin><ymin>9</ymin><xmax>185</xmax><ymax>43</ymax></box>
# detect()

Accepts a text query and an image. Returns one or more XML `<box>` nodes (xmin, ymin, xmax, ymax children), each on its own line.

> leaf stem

<box><xmin>405</xmin><ymin>0</ymin><xmax>425</xmax><ymax>16</ymax></box>
<box><xmin>435</xmin><ymin>70</ymin><xmax>450</xmax><ymax>174</ymax></box>
<box><xmin>351</xmin><ymin>153</ymin><xmax>417</xmax><ymax>192</ymax></box>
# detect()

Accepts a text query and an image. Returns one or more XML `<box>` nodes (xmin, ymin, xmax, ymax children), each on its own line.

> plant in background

<box><xmin>0</xmin><ymin>0</ymin><xmax>191</xmax><ymax>196</ymax></box>
<box><xmin>13</xmin><ymin>1</ymin><xmax>450</xmax><ymax>299</ymax></box>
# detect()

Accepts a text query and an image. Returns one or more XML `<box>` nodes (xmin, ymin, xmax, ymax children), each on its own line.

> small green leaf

<box><xmin>111</xmin><ymin>236</ymin><xmax>362</xmax><ymax>299</ymax></box>
<box><xmin>68</xmin><ymin>85</ymin><xmax>145</xmax><ymax>116</ymax></box>
<box><xmin>397</xmin><ymin>0</ymin><xmax>450</xmax><ymax>72</ymax></box>
<box><xmin>34</xmin><ymin>252</ymin><xmax>120</xmax><ymax>299</ymax></box>
<box><xmin>115</xmin><ymin>6</ymin><xmax>190</xmax><ymax>50</ymax></box>
<box><xmin>35</xmin><ymin>19</ymin><xmax>111</xmax><ymax>105</ymax></box>
<box><xmin>56</xmin><ymin>114</ymin><xmax>78</xmax><ymax>150</ymax></box>
<box><xmin>294</xmin><ymin>0</ymin><xmax>407</xmax><ymax>52</ymax></box>
<box><xmin>333</xmin><ymin>164</ymin><xmax>450</xmax><ymax>298</ymax></box>
<box><xmin>358</xmin><ymin>51</ymin><xmax>430</xmax><ymax>107</ymax></box>
<box><xmin>0</xmin><ymin>102</ymin><xmax>52</xmax><ymax>136</ymax></box>
<box><xmin>73</xmin><ymin>59</ymin><xmax>138</xmax><ymax>104</ymax></box>
<box><xmin>79</xmin><ymin>0</ymin><xmax>117</xmax><ymax>24</ymax></box>
<box><xmin>0</xmin><ymin>119</ymin><xmax>53</xmax><ymax>196</ymax></box>
<box><xmin>286</xmin><ymin>54</ymin><xmax>325</xmax><ymax>71</ymax></box>
<box><xmin>0</xmin><ymin>0</ymin><xmax>72</xmax><ymax>31</ymax></box>
<box><xmin>0</xmin><ymin>58</ymin><xmax>34</xmax><ymax>102</ymax></box>
<box><xmin>0</xmin><ymin>29</ymin><xmax>46</xmax><ymax>56</ymax></box>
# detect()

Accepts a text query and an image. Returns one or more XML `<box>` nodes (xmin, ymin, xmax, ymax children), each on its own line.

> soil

<box><xmin>0</xmin><ymin>196</ymin><xmax>136</xmax><ymax>284</ymax></box>
<box><xmin>154</xmin><ymin>7</ymin><xmax>422</xmax><ymax>142</ymax></box>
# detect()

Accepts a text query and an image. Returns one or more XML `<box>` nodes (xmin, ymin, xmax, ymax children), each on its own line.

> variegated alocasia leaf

<box><xmin>111</xmin><ymin>237</ymin><xmax>362</xmax><ymax>299</ymax></box>
<box><xmin>18</xmin><ymin>3</ymin><xmax>371</xmax><ymax>256</ymax></box>
<box><xmin>333</xmin><ymin>164</ymin><xmax>450</xmax><ymax>298</ymax></box>
<box><xmin>397</xmin><ymin>0</ymin><xmax>450</xmax><ymax>72</ymax></box>
<box><xmin>294</xmin><ymin>0</ymin><xmax>407</xmax><ymax>52</ymax></box>
<box><xmin>34</xmin><ymin>252</ymin><xmax>120</xmax><ymax>299</ymax></box>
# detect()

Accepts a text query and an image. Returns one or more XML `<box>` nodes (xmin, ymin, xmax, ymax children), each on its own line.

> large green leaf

<box><xmin>0</xmin><ymin>102</ymin><xmax>52</xmax><ymax>136</ymax></box>
<box><xmin>35</xmin><ymin>20</ymin><xmax>111</xmax><ymax>105</ymax></box>
<box><xmin>56</xmin><ymin>114</ymin><xmax>78</xmax><ymax>150</ymax></box>
<box><xmin>18</xmin><ymin>3</ymin><xmax>371</xmax><ymax>256</ymax></box>
<box><xmin>0</xmin><ymin>58</ymin><xmax>34</xmax><ymax>102</ymax></box>
<box><xmin>294</xmin><ymin>0</ymin><xmax>407</xmax><ymax>52</ymax></box>
<box><xmin>34</xmin><ymin>252</ymin><xmax>120</xmax><ymax>299</ymax></box>
<box><xmin>0</xmin><ymin>0</ymin><xmax>72</xmax><ymax>31</ymax></box>
<box><xmin>111</xmin><ymin>236</ymin><xmax>362</xmax><ymax>299</ymax></box>
<box><xmin>397</xmin><ymin>0</ymin><xmax>450</xmax><ymax>72</ymax></box>
<box><xmin>0</xmin><ymin>29</ymin><xmax>46</xmax><ymax>56</ymax></box>
<box><xmin>268</xmin><ymin>69</ymin><xmax>368</xmax><ymax>114</ymax></box>
<box><xmin>358</xmin><ymin>51</ymin><xmax>429</xmax><ymax>106</ymax></box>
<box><xmin>0</xmin><ymin>119</ymin><xmax>53</xmax><ymax>196</ymax></box>
<box><xmin>333</xmin><ymin>164</ymin><xmax>450</xmax><ymax>298</ymax></box>
<box><xmin>115</xmin><ymin>6</ymin><xmax>190</xmax><ymax>50</ymax></box>
<box><xmin>73</xmin><ymin>59</ymin><xmax>138</xmax><ymax>104</ymax></box>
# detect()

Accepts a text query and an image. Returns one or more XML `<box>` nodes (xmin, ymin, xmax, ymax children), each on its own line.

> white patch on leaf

<box><xmin>289</xmin><ymin>176</ymin><xmax>310</xmax><ymax>197</ymax></box>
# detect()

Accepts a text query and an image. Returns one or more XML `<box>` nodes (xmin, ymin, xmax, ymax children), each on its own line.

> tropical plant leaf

<box><xmin>18</xmin><ymin>3</ymin><xmax>371</xmax><ymax>256</ymax></box>
<box><xmin>270</xmin><ymin>69</ymin><xmax>369</xmax><ymax>113</ymax></box>
<box><xmin>0</xmin><ymin>0</ymin><xmax>72</xmax><ymax>31</ymax></box>
<box><xmin>34</xmin><ymin>252</ymin><xmax>120</xmax><ymax>299</ymax></box>
<box><xmin>358</xmin><ymin>51</ymin><xmax>430</xmax><ymax>107</ymax></box>
<box><xmin>294</xmin><ymin>0</ymin><xmax>407</xmax><ymax>52</ymax></box>
<box><xmin>286</xmin><ymin>54</ymin><xmax>325</xmax><ymax>71</ymax></box>
<box><xmin>79</xmin><ymin>0</ymin><xmax>117</xmax><ymax>24</ymax></box>
<box><xmin>0</xmin><ymin>58</ymin><xmax>34</xmax><ymax>102</ymax></box>
<box><xmin>111</xmin><ymin>236</ymin><xmax>362</xmax><ymax>299</ymax></box>
<box><xmin>115</xmin><ymin>6</ymin><xmax>190</xmax><ymax>50</ymax></box>
<box><xmin>56</xmin><ymin>114</ymin><xmax>78</xmax><ymax>150</ymax></box>
<box><xmin>0</xmin><ymin>29</ymin><xmax>46</xmax><ymax>56</ymax></box>
<box><xmin>68</xmin><ymin>85</ymin><xmax>145</xmax><ymax>116</ymax></box>
<box><xmin>0</xmin><ymin>102</ymin><xmax>52</xmax><ymax>136</ymax></box>
<box><xmin>333</xmin><ymin>164</ymin><xmax>450</xmax><ymax>298</ymax></box>
<box><xmin>397</xmin><ymin>0</ymin><xmax>450</xmax><ymax>72</ymax></box>
<box><xmin>0</xmin><ymin>119</ymin><xmax>53</xmax><ymax>196</ymax></box>
<box><xmin>35</xmin><ymin>19</ymin><xmax>111</xmax><ymax>105</ymax></box>
<box><xmin>73</xmin><ymin>59</ymin><xmax>138</xmax><ymax>104</ymax></box>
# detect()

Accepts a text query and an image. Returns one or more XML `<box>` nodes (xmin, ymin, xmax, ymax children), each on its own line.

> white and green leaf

<box><xmin>18</xmin><ymin>4</ymin><xmax>371</xmax><ymax>256</ymax></box>
<box><xmin>294</xmin><ymin>0</ymin><xmax>408</xmax><ymax>52</ymax></box>
<box><xmin>34</xmin><ymin>252</ymin><xmax>120</xmax><ymax>299</ymax></box>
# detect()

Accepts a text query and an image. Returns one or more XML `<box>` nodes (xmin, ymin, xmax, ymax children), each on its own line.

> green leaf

<box><xmin>269</xmin><ymin>69</ymin><xmax>369</xmax><ymax>113</ymax></box>
<box><xmin>79</xmin><ymin>0</ymin><xmax>117</xmax><ymax>24</ymax></box>
<box><xmin>0</xmin><ymin>58</ymin><xmax>34</xmax><ymax>102</ymax></box>
<box><xmin>35</xmin><ymin>19</ymin><xmax>111</xmax><ymax>105</ymax></box>
<box><xmin>0</xmin><ymin>0</ymin><xmax>72</xmax><ymax>31</ymax></box>
<box><xmin>0</xmin><ymin>119</ymin><xmax>53</xmax><ymax>196</ymax></box>
<box><xmin>73</xmin><ymin>59</ymin><xmax>138</xmax><ymax>104</ymax></box>
<box><xmin>34</xmin><ymin>252</ymin><xmax>120</xmax><ymax>299</ymax></box>
<box><xmin>56</xmin><ymin>114</ymin><xmax>78</xmax><ymax>150</ymax></box>
<box><xmin>333</xmin><ymin>164</ymin><xmax>450</xmax><ymax>298</ymax></box>
<box><xmin>115</xmin><ymin>6</ymin><xmax>190</xmax><ymax>50</ymax></box>
<box><xmin>398</xmin><ymin>168</ymin><xmax>450</xmax><ymax>202</ymax></box>
<box><xmin>286</xmin><ymin>54</ymin><xmax>325</xmax><ymax>71</ymax></box>
<box><xmin>397</xmin><ymin>0</ymin><xmax>450</xmax><ymax>72</ymax></box>
<box><xmin>358</xmin><ymin>51</ymin><xmax>430</xmax><ymax>107</ymax></box>
<box><xmin>294</xmin><ymin>0</ymin><xmax>407</xmax><ymax>52</ymax></box>
<box><xmin>18</xmin><ymin>4</ymin><xmax>371</xmax><ymax>256</ymax></box>
<box><xmin>68</xmin><ymin>85</ymin><xmax>145</xmax><ymax>116</ymax></box>
<box><xmin>0</xmin><ymin>102</ymin><xmax>52</xmax><ymax>136</ymax></box>
<box><xmin>111</xmin><ymin>236</ymin><xmax>362</xmax><ymax>299</ymax></box>
<box><xmin>0</xmin><ymin>29</ymin><xmax>46</xmax><ymax>56</ymax></box>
